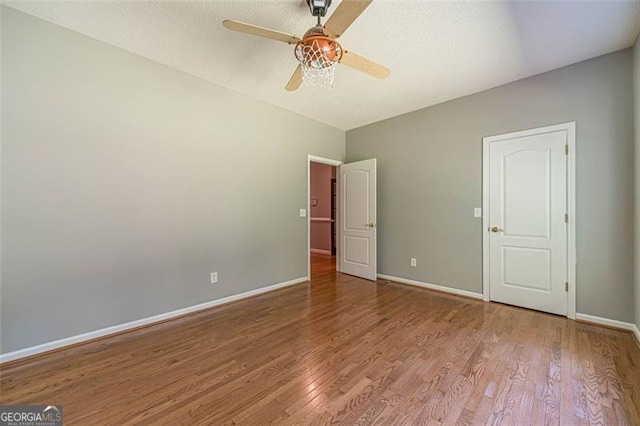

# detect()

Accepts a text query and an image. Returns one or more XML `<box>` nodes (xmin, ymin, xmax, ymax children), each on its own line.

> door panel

<box><xmin>344</xmin><ymin>170</ymin><xmax>370</xmax><ymax>230</ymax></box>
<box><xmin>503</xmin><ymin>247</ymin><xmax>551</xmax><ymax>291</ymax></box>
<box><xmin>344</xmin><ymin>236</ymin><xmax>369</xmax><ymax>265</ymax></box>
<box><xmin>503</xmin><ymin>149</ymin><xmax>550</xmax><ymax>238</ymax></box>
<box><xmin>339</xmin><ymin>159</ymin><xmax>376</xmax><ymax>281</ymax></box>
<box><xmin>488</xmin><ymin>130</ymin><xmax>567</xmax><ymax>315</ymax></box>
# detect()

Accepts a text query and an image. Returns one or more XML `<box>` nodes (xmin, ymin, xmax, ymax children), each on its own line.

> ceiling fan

<box><xmin>223</xmin><ymin>0</ymin><xmax>390</xmax><ymax>91</ymax></box>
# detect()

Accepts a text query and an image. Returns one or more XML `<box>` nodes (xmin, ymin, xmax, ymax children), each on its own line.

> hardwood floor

<box><xmin>1</xmin><ymin>253</ymin><xmax>639</xmax><ymax>425</ymax></box>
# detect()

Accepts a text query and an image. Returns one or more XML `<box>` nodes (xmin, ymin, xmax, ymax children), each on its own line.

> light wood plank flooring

<box><xmin>1</xmin><ymin>253</ymin><xmax>639</xmax><ymax>425</ymax></box>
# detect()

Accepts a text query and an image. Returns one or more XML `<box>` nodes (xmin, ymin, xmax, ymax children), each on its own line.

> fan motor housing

<box><xmin>307</xmin><ymin>0</ymin><xmax>332</xmax><ymax>17</ymax></box>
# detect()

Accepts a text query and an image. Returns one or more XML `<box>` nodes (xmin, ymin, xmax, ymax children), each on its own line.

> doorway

<box><xmin>482</xmin><ymin>122</ymin><xmax>576</xmax><ymax>318</ymax></box>
<box><xmin>310</xmin><ymin>161</ymin><xmax>337</xmax><ymax>275</ymax></box>
<box><xmin>307</xmin><ymin>155</ymin><xmax>378</xmax><ymax>281</ymax></box>
<box><xmin>308</xmin><ymin>155</ymin><xmax>343</xmax><ymax>278</ymax></box>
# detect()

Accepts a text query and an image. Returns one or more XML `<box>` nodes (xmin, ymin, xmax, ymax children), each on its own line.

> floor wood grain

<box><xmin>1</xmin><ymin>254</ymin><xmax>639</xmax><ymax>425</ymax></box>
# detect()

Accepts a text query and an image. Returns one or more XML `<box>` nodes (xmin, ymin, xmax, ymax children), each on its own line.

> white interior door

<box><xmin>487</xmin><ymin>129</ymin><xmax>568</xmax><ymax>315</ymax></box>
<box><xmin>338</xmin><ymin>159</ymin><xmax>377</xmax><ymax>281</ymax></box>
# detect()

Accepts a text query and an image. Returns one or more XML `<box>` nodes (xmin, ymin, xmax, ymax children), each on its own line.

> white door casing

<box><xmin>482</xmin><ymin>123</ymin><xmax>576</xmax><ymax>317</ymax></box>
<box><xmin>339</xmin><ymin>159</ymin><xmax>377</xmax><ymax>281</ymax></box>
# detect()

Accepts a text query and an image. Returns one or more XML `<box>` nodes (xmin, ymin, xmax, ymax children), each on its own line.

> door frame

<box><xmin>481</xmin><ymin>122</ymin><xmax>576</xmax><ymax>319</ymax></box>
<box><xmin>308</xmin><ymin>155</ymin><xmax>344</xmax><ymax>278</ymax></box>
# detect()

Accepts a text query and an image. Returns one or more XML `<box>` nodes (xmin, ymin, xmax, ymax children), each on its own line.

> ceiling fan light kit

<box><xmin>223</xmin><ymin>0</ymin><xmax>390</xmax><ymax>91</ymax></box>
<box><xmin>307</xmin><ymin>0</ymin><xmax>332</xmax><ymax>18</ymax></box>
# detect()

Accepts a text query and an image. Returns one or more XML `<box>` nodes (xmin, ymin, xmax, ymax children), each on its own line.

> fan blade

<box><xmin>286</xmin><ymin>65</ymin><xmax>303</xmax><ymax>91</ymax></box>
<box><xmin>324</xmin><ymin>0</ymin><xmax>373</xmax><ymax>39</ymax></box>
<box><xmin>223</xmin><ymin>20</ymin><xmax>301</xmax><ymax>45</ymax></box>
<box><xmin>340</xmin><ymin>51</ymin><xmax>390</xmax><ymax>79</ymax></box>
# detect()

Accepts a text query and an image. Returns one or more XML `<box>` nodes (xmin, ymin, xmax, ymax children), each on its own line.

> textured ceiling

<box><xmin>6</xmin><ymin>0</ymin><xmax>640</xmax><ymax>130</ymax></box>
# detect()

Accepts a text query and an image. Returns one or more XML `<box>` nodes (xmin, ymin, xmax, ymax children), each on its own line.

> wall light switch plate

<box><xmin>300</xmin><ymin>209</ymin><xmax>307</xmax><ymax>217</ymax></box>
<box><xmin>474</xmin><ymin>208</ymin><xmax>482</xmax><ymax>218</ymax></box>
<box><xmin>410</xmin><ymin>258</ymin><xmax>417</xmax><ymax>267</ymax></box>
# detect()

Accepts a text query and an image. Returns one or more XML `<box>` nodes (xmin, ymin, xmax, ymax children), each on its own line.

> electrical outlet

<box><xmin>210</xmin><ymin>272</ymin><xmax>218</xmax><ymax>284</ymax></box>
<box><xmin>474</xmin><ymin>208</ymin><xmax>482</xmax><ymax>218</ymax></box>
<box><xmin>410</xmin><ymin>258</ymin><xmax>417</xmax><ymax>267</ymax></box>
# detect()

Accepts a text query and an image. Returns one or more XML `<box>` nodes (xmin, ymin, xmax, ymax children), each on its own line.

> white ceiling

<box><xmin>6</xmin><ymin>0</ymin><xmax>640</xmax><ymax>130</ymax></box>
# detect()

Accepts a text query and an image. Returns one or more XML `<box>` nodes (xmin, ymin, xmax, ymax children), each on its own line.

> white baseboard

<box><xmin>633</xmin><ymin>325</ymin><xmax>640</xmax><ymax>347</ymax></box>
<box><xmin>575</xmin><ymin>313</ymin><xmax>639</xmax><ymax>341</ymax></box>
<box><xmin>0</xmin><ymin>276</ymin><xmax>309</xmax><ymax>364</ymax></box>
<box><xmin>310</xmin><ymin>249</ymin><xmax>332</xmax><ymax>255</ymax></box>
<box><xmin>378</xmin><ymin>274</ymin><xmax>483</xmax><ymax>300</ymax></box>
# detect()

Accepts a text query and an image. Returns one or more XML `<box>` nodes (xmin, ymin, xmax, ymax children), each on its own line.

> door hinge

<box><xmin>565</xmin><ymin>213</ymin><xmax>568</xmax><ymax>223</ymax></box>
<box><xmin>565</xmin><ymin>282</ymin><xmax>569</xmax><ymax>292</ymax></box>
<box><xmin>565</xmin><ymin>145</ymin><xmax>568</xmax><ymax>155</ymax></box>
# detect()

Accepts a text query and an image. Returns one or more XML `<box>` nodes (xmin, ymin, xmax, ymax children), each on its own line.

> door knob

<box><xmin>366</xmin><ymin>223</ymin><xmax>377</xmax><ymax>228</ymax></box>
<box><xmin>490</xmin><ymin>226</ymin><xmax>503</xmax><ymax>233</ymax></box>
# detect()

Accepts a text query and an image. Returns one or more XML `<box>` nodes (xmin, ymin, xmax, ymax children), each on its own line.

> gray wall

<box><xmin>635</xmin><ymin>38</ymin><xmax>640</xmax><ymax>331</ymax></box>
<box><xmin>0</xmin><ymin>6</ymin><xmax>4</xmax><ymax>349</ymax></box>
<box><xmin>347</xmin><ymin>49</ymin><xmax>635</xmax><ymax>322</ymax></box>
<box><xmin>1</xmin><ymin>8</ymin><xmax>345</xmax><ymax>354</ymax></box>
